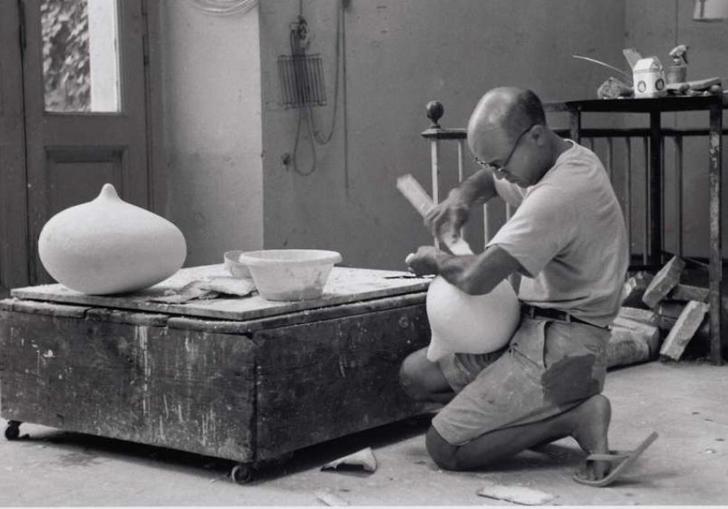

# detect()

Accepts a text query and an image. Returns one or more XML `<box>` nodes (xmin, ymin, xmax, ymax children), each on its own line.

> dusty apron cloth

<box><xmin>432</xmin><ymin>315</ymin><xmax>609</xmax><ymax>446</ymax></box>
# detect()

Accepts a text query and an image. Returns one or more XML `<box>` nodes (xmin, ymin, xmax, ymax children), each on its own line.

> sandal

<box><xmin>573</xmin><ymin>431</ymin><xmax>659</xmax><ymax>487</ymax></box>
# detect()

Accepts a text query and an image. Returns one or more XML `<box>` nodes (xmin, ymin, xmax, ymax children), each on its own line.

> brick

<box><xmin>668</xmin><ymin>283</ymin><xmax>709</xmax><ymax>303</ymax></box>
<box><xmin>659</xmin><ymin>300</ymin><xmax>710</xmax><ymax>361</ymax></box>
<box><xmin>617</xmin><ymin>306</ymin><xmax>659</xmax><ymax>326</ymax></box>
<box><xmin>642</xmin><ymin>256</ymin><xmax>686</xmax><ymax>308</ymax></box>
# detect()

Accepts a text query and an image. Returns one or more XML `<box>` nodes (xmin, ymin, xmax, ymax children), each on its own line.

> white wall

<box><xmin>156</xmin><ymin>0</ymin><xmax>725</xmax><ymax>269</ymax></box>
<box><xmin>159</xmin><ymin>0</ymin><xmax>263</xmax><ymax>266</ymax></box>
<box><xmin>259</xmin><ymin>0</ymin><xmax>627</xmax><ymax>269</ymax></box>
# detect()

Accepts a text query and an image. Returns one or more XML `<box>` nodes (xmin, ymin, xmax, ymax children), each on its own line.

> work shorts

<box><xmin>431</xmin><ymin>315</ymin><xmax>610</xmax><ymax>446</ymax></box>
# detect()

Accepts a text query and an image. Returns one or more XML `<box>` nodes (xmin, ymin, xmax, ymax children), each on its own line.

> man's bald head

<box><xmin>467</xmin><ymin>87</ymin><xmax>546</xmax><ymax>144</ymax></box>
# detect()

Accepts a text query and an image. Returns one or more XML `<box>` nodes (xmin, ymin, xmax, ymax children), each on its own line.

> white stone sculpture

<box><xmin>38</xmin><ymin>183</ymin><xmax>187</xmax><ymax>295</ymax></box>
<box><xmin>426</xmin><ymin>276</ymin><xmax>520</xmax><ymax>361</ymax></box>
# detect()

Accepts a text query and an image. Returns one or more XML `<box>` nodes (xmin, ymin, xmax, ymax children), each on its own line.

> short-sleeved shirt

<box><xmin>430</xmin><ymin>141</ymin><xmax>627</xmax><ymax>446</ymax></box>
<box><xmin>487</xmin><ymin>140</ymin><xmax>628</xmax><ymax>327</ymax></box>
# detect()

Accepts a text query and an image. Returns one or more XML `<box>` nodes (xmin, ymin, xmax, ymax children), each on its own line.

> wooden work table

<box><xmin>0</xmin><ymin>265</ymin><xmax>431</xmax><ymax>482</ymax></box>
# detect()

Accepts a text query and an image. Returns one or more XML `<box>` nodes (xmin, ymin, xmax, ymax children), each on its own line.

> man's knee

<box><xmin>425</xmin><ymin>426</ymin><xmax>463</xmax><ymax>471</ymax></box>
<box><xmin>399</xmin><ymin>352</ymin><xmax>427</xmax><ymax>400</ymax></box>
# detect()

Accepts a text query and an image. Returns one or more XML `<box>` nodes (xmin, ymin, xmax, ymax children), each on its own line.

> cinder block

<box><xmin>642</xmin><ymin>256</ymin><xmax>686</xmax><ymax>308</ymax></box>
<box><xmin>659</xmin><ymin>300</ymin><xmax>710</xmax><ymax>361</ymax></box>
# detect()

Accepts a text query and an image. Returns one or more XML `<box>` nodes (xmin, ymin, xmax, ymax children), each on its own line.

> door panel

<box><xmin>45</xmin><ymin>147</ymin><xmax>125</xmax><ymax>213</ymax></box>
<box><xmin>0</xmin><ymin>1</ymin><xmax>29</xmax><ymax>296</ymax></box>
<box><xmin>22</xmin><ymin>0</ymin><xmax>149</xmax><ymax>284</ymax></box>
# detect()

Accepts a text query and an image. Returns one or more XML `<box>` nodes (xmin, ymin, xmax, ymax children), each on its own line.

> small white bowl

<box><xmin>237</xmin><ymin>249</ymin><xmax>342</xmax><ymax>301</ymax></box>
<box><xmin>223</xmin><ymin>250</ymin><xmax>252</xmax><ymax>279</ymax></box>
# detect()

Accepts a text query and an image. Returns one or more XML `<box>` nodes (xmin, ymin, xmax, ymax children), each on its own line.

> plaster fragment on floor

<box><xmin>321</xmin><ymin>447</ymin><xmax>377</xmax><ymax>473</ymax></box>
<box><xmin>476</xmin><ymin>481</ymin><xmax>556</xmax><ymax>505</ymax></box>
<box><xmin>314</xmin><ymin>489</ymin><xmax>350</xmax><ymax>506</ymax></box>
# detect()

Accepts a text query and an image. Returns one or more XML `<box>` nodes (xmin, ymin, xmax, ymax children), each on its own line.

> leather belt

<box><xmin>522</xmin><ymin>304</ymin><xmax>606</xmax><ymax>329</ymax></box>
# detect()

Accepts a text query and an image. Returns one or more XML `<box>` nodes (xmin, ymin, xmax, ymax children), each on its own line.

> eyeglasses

<box><xmin>474</xmin><ymin>123</ymin><xmax>538</xmax><ymax>177</ymax></box>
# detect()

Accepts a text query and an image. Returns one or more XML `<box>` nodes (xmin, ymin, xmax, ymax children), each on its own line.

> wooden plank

<box><xmin>642</xmin><ymin>256</ymin><xmax>686</xmax><ymax>308</ymax></box>
<box><xmin>11</xmin><ymin>265</ymin><xmax>430</xmax><ymax>322</ymax></box>
<box><xmin>0</xmin><ymin>310</ymin><xmax>255</xmax><ymax>462</ymax></box>
<box><xmin>254</xmin><ymin>304</ymin><xmax>431</xmax><ymax>460</ymax></box>
<box><xmin>660</xmin><ymin>301</ymin><xmax>710</xmax><ymax>361</ymax></box>
<box><xmin>668</xmin><ymin>283</ymin><xmax>710</xmax><ymax>303</ymax></box>
<box><xmin>85</xmin><ymin>307</ymin><xmax>169</xmax><ymax>327</ymax></box>
<box><xmin>167</xmin><ymin>292</ymin><xmax>427</xmax><ymax>334</ymax></box>
<box><xmin>11</xmin><ymin>299</ymin><xmax>89</xmax><ymax>318</ymax></box>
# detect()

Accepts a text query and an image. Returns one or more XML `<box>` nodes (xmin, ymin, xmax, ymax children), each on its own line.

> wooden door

<box><xmin>0</xmin><ymin>1</ymin><xmax>29</xmax><ymax>296</ymax></box>
<box><xmin>21</xmin><ymin>0</ymin><xmax>150</xmax><ymax>285</ymax></box>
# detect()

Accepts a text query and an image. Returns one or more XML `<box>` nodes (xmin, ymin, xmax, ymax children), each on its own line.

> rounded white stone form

<box><xmin>426</xmin><ymin>276</ymin><xmax>520</xmax><ymax>361</ymax></box>
<box><xmin>38</xmin><ymin>183</ymin><xmax>187</xmax><ymax>295</ymax></box>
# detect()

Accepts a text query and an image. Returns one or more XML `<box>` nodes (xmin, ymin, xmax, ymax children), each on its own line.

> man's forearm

<box><xmin>454</xmin><ymin>168</ymin><xmax>497</xmax><ymax>205</ymax></box>
<box><xmin>434</xmin><ymin>245</ymin><xmax>519</xmax><ymax>295</ymax></box>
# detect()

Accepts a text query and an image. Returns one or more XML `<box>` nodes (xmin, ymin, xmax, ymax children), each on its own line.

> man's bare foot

<box><xmin>571</xmin><ymin>394</ymin><xmax>611</xmax><ymax>481</ymax></box>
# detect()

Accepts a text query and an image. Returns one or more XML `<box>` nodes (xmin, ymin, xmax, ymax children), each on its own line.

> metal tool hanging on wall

<box><xmin>278</xmin><ymin>16</ymin><xmax>327</xmax><ymax>108</ymax></box>
<box><xmin>279</xmin><ymin>2</ymin><xmax>344</xmax><ymax>176</ymax></box>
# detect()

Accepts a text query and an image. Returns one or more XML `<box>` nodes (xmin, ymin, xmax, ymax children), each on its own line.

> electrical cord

<box><xmin>309</xmin><ymin>1</ymin><xmax>341</xmax><ymax>145</ymax></box>
<box><xmin>289</xmin><ymin>0</ymin><xmax>344</xmax><ymax>176</ymax></box>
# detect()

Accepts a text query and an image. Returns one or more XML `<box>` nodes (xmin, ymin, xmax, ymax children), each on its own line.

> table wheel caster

<box><xmin>4</xmin><ymin>421</ymin><xmax>21</xmax><ymax>441</ymax></box>
<box><xmin>230</xmin><ymin>463</ymin><xmax>253</xmax><ymax>484</ymax></box>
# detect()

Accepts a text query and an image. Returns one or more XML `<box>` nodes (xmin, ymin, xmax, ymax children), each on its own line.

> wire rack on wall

<box><xmin>278</xmin><ymin>54</ymin><xmax>327</xmax><ymax>108</ymax></box>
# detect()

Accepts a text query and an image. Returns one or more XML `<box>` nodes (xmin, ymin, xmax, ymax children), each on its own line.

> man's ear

<box><xmin>531</xmin><ymin>124</ymin><xmax>547</xmax><ymax>146</ymax></box>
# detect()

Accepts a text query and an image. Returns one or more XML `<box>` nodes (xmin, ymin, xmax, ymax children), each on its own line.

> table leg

<box><xmin>649</xmin><ymin>111</ymin><xmax>662</xmax><ymax>267</ymax></box>
<box><xmin>708</xmin><ymin>103</ymin><xmax>723</xmax><ymax>365</ymax></box>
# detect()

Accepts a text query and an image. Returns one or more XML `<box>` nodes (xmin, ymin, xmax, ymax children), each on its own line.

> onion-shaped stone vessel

<box><xmin>38</xmin><ymin>183</ymin><xmax>187</xmax><ymax>295</ymax></box>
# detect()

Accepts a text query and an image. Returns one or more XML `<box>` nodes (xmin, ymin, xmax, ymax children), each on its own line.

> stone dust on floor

<box><xmin>0</xmin><ymin>360</ymin><xmax>726</xmax><ymax>506</ymax></box>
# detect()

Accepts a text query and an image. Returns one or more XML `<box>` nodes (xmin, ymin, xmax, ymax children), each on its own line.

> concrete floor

<box><xmin>1</xmin><ymin>360</ymin><xmax>726</xmax><ymax>506</ymax></box>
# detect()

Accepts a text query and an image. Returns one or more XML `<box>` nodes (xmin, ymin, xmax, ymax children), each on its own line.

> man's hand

<box><xmin>405</xmin><ymin>245</ymin><xmax>444</xmax><ymax>276</ymax></box>
<box><xmin>425</xmin><ymin>188</ymin><xmax>470</xmax><ymax>245</ymax></box>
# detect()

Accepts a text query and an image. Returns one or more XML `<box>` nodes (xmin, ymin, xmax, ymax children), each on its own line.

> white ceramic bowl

<box><xmin>237</xmin><ymin>249</ymin><xmax>342</xmax><ymax>301</ymax></box>
<box><xmin>223</xmin><ymin>250</ymin><xmax>252</xmax><ymax>278</ymax></box>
